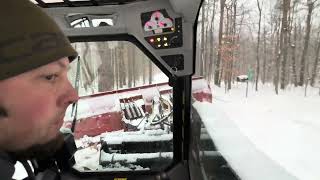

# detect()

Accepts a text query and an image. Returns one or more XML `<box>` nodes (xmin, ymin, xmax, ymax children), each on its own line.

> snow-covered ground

<box><xmin>195</xmin><ymin>82</ymin><xmax>320</xmax><ymax>180</ymax></box>
<box><xmin>13</xmin><ymin>81</ymin><xmax>320</xmax><ymax>180</ymax></box>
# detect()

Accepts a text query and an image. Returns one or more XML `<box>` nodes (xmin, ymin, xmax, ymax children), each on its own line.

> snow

<box><xmin>72</xmin><ymin>129</ymin><xmax>173</xmax><ymax>171</ymax></box>
<box><xmin>12</xmin><ymin>162</ymin><xmax>28</xmax><ymax>180</ymax></box>
<box><xmin>73</xmin><ymin>147</ymin><xmax>103</xmax><ymax>171</ymax></box>
<box><xmin>236</xmin><ymin>75</ymin><xmax>248</xmax><ymax>80</ymax></box>
<box><xmin>192</xmin><ymin>78</ymin><xmax>209</xmax><ymax>90</ymax></box>
<box><xmin>64</xmin><ymin>94</ymin><xmax>121</xmax><ymax>121</ymax></box>
<box><xmin>100</xmin><ymin>130</ymin><xmax>172</xmax><ymax>144</ymax></box>
<box><xmin>194</xmin><ymin>82</ymin><xmax>320</xmax><ymax>180</ymax></box>
<box><xmin>14</xmin><ymin>79</ymin><xmax>320</xmax><ymax>179</ymax></box>
<box><xmin>100</xmin><ymin>152</ymin><xmax>173</xmax><ymax>163</ymax></box>
<box><xmin>75</xmin><ymin>129</ymin><xmax>173</xmax><ymax>148</ymax></box>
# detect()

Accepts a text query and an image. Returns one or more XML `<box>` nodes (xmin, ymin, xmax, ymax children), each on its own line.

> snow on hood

<box><xmin>193</xmin><ymin>101</ymin><xmax>299</xmax><ymax>180</ymax></box>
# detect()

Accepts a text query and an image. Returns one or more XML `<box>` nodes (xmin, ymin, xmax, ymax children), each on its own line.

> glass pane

<box><xmin>190</xmin><ymin>105</ymin><xmax>239</xmax><ymax>180</ymax></box>
<box><xmin>63</xmin><ymin>41</ymin><xmax>172</xmax><ymax>172</ymax></box>
<box><xmin>70</xmin><ymin>18</ymin><xmax>91</xmax><ymax>28</ymax></box>
<box><xmin>29</xmin><ymin>0</ymin><xmax>38</xmax><ymax>4</ymax></box>
<box><xmin>66</xmin><ymin>14</ymin><xmax>116</xmax><ymax>28</ymax></box>
<box><xmin>42</xmin><ymin>0</ymin><xmax>64</xmax><ymax>3</ymax></box>
<box><xmin>92</xmin><ymin>18</ymin><xmax>114</xmax><ymax>27</ymax></box>
<box><xmin>193</xmin><ymin>0</ymin><xmax>320</xmax><ymax>180</ymax></box>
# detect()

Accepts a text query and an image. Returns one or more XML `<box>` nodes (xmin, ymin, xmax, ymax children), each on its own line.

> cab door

<box><xmin>34</xmin><ymin>0</ymin><xmax>204</xmax><ymax>179</ymax></box>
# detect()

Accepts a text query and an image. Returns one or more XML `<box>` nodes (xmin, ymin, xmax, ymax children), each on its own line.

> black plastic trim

<box><xmin>66</xmin><ymin>34</ymin><xmax>189</xmax><ymax>177</ymax></box>
<box><xmin>35</xmin><ymin>0</ymin><xmax>48</xmax><ymax>7</ymax></box>
<box><xmin>35</xmin><ymin>0</ymin><xmax>147</xmax><ymax>8</ymax></box>
<box><xmin>192</xmin><ymin>0</ymin><xmax>205</xmax><ymax>75</ymax></box>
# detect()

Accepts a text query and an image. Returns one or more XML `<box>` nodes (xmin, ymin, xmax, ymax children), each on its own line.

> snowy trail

<box><xmin>205</xmin><ymin>83</ymin><xmax>320</xmax><ymax>180</ymax></box>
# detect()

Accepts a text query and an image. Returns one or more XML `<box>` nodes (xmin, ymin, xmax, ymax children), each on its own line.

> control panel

<box><xmin>141</xmin><ymin>9</ymin><xmax>183</xmax><ymax>49</ymax></box>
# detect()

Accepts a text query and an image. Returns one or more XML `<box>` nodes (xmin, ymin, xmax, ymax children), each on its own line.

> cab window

<box><xmin>65</xmin><ymin>41</ymin><xmax>173</xmax><ymax>172</ymax></box>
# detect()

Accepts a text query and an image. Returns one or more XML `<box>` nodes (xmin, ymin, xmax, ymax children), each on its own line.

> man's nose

<box><xmin>59</xmin><ymin>80</ymin><xmax>79</xmax><ymax>107</ymax></box>
<box><xmin>67</xmin><ymin>84</ymin><xmax>79</xmax><ymax>105</ymax></box>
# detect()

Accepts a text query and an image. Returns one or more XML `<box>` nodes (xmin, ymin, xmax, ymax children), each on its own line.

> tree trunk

<box><xmin>230</xmin><ymin>0</ymin><xmax>237</xmax><ymax>88</ymax></box>
<box><xmin>200</xmin><ymin>1</ymin><xmax>206</xmax><ymax>76</ymax></box>
<box><xmin>208</xmin><ymin>27</ymin><xmax>214</xmax><ymax>82</ymax></box>
<box><xmin>132</xmin><ymin>46</ymin><xmax>136</xmax><ymax>87</ymax></box>
<box><xmin>148</xmin><ymin>61</ymin><xmax>153</xmax><ymax>84</ymax></box>
<box><xmin>142</xmin><ymin>57</ymin><xmax>146</xmax><ymax>85</ymax></box>
<box><xmin>298</xmin><ymin>0</ymin><xmax>314</xmax><ymax>86</ymax></box>
<box><xmin>262</xmin><ymin>26</ymin><xmax>267</xmax><ymax>84</ymax></box>
<box><xmin>291</xmin><ymin>23</ymin><xmax>298</xmax><ymax>87</ymax></box>
<box><xmin>280</xmin><ymin>0</ymin><xmax>291</xmax><ymax>89</ymax></box>
<box><xmin>208</xmin><ymin>0</ymin><xmax>217</xmax><ymax>83</ymax></box>
<box><xmin>255</xmin><ymin>0</ymin><xmax>262</xmax><ymax>91</ymax></box>
<box><xmin>311</xmin><ymin>33</ymin><xmax>320</xmax><ymax>86</ymax></box>
<box><xmin>119</xmin><ymin>42</ymin><xmax>126</xmax><ymax>88</ymax></box>
<box><xmin>81</xmin><ymin>42</ymin><xmax>95</xmax><ymax>91</ymax></box>
<box><xmin>214</xmin><ymin>0</ymin><xmax>226</xmax><ymax>86</ymax></box>
<box><xmin>204</xmin><ymin>2</ymin><xmax>210</xmax><ymax>78</ymax></box>
<box><xmin>128</xmin><ymin>44</ymin><xmax>133</xmax><ymax>88</ymax></box>
<box><xmin>286</xmin><ymin>0</ymin><xmax>296</xmax><ymax>85</ymax></box>
<box><xmin>98</xmin><ymin>43</ymin><xmax>114</xmax><ymax>92</ymax></box>
<box><xmin>115</xmin><ymin>48</ymin><xmax>119</xmax><ymax>89</ymax></box>
<box><xmin>274</xmin><ymin>21</ymin><xmax>281</xmax><ymax>94</ymax></box>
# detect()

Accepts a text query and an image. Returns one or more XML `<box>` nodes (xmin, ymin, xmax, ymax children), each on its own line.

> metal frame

<box><xmin>32</xmin><ymin>0</ymin><xmax>204</xmax><ymax>179</ymax></box>
<box><xmin>33</xmin><ymin>0</ymin><xmax>147</xmax><ymax>8</ymax></box>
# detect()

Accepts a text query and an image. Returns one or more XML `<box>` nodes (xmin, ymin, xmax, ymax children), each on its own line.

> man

<box><xmin>0</xmin><ymin>0</ymin><xmax>79</xmax><ymax>179</ymax></box>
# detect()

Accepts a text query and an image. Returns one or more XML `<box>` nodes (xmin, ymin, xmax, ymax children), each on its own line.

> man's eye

<box><xmin>45</xmin><ymin>74</ymin><xmax>58</xmax><ymax>81</ymax></box>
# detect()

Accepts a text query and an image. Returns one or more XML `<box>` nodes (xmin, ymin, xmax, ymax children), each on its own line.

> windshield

<box><xmin>191</xmin><ymin>0</ymin><xmax>320</xmax><ymax>180</ymax></box>
<box><xmin>64</xmin><ymin>41</ymin><xmax>173</xmax><ymax>172</ymax></box>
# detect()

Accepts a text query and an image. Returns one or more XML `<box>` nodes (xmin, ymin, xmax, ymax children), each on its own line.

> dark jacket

<box><xmin>0</xmin><ymin>152</ymin><xmax>56</xmax><ymax>180</ymax></box>
<box><xmin>0</xmin><ymin>151</ymin><xmax>16</xmax><ymax>180</ymax></box>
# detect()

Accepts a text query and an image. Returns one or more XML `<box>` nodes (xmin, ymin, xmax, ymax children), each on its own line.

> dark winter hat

<box><xmin>0</xmin><ymin>0</ymin><xmax>78</xmax><ymax>81</ymax></box>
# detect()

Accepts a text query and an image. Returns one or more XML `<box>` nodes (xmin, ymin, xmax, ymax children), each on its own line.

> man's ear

<box><xmin>0</xmin><ymin>106</ymin><xmax>8</xmax><ymax>118</ymax></box>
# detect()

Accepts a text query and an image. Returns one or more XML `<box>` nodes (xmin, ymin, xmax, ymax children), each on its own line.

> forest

<box><xmin>196</xmin><ymin>0</ymin><xmax>320</xmax><ymax>94</ymax></box>
<box><xmin>69</xmin><ymin>0</ymin><xmax>320</xmax><ymax>95</ymax></box>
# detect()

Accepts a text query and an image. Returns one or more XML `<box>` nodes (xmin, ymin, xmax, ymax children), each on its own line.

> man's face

<box><xmin>0</xmin><ymin>57</ymin><xmax>79</xmax><ymax>151</ymax></box>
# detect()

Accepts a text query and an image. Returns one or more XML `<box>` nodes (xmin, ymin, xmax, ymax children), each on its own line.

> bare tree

<box><xmin>128</xmin><ymin>44</ymin><xmax>134</xmax><ymax>88</ymax></box>
<box><xmin>311</xmin><ymin>31</ymin><xmax>320</xmax><ymax>86</ymax></box>
<box><xmin>274</xmin><ymin>16</ymin><xmax>281</xmax><ymax>94</ymax></box>
<box><xmin>114</xmin><ymin>46</ymin><xmax>120</xmax><ymax>89</ymax></box>
<box><xmin>291</xmin><ymin>23</ymin><xmax>298</xmax><ymax>86</ymax></box>
<box><xmin>231</xmin><ymin>0</ymin><xmax>237</xmax><ymax>85</ymax></box>
<box><xmin>255</xmin><ymin>0</ymin><xmax>262</xmax><ymax>91</ymax></box>
<box><xmin>208</xmin><ymin>0</ymin><xmax>217</xmax><ymax>82</ymax></box>
<box><xmin>287</xmin><ymin>0</ymin><xmax>299</xmax><ymax>86</ymax></box>
<box><xmin>298</xmin><ymin>0</ymin><xmax>315</xmax><ymax>86</ymax></box>
<box><xmin>214</xmin><ymin>0</ymin><xmax>226</xmax><ymax>86</ymax></box>
<box><xmin>200</xmin><ymin>1</ymin><xmax>206</xmax><ymax>76</ymax></box>
<box><xmin>148</xmin><ymin>60</ymin><xmax>153</xmax><ymax>84</ymax></box>
<box><xmin>97</xmin><ymin>42</ymin><xmax>114</xmax><ymax>92</ymax></box>
<box><xmin>81</xmin><ymin>42</ymin><xmax>95</xmax><ymax>91</ymax></box>
<box><xmin>262</xmin><ymin>25</ymin><xmax>267</xmax><ymax>84</ymax></box>
<box><xmin>118</xmin><ymin>42</ymin><xmax>126</xmax><ymax>88</ymax></box>
<box><xmin>280</xmin><ymin>0</ymin><xmax>291</xmax><ymax>89</ymax></box>
<box><xmin>204</xmin><ymin>2</ymin><xmax>211</xmax><ymax>77</ymax></box>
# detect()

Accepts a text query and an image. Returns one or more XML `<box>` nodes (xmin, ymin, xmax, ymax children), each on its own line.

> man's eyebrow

<box><xmin>57</xmin><ymin>60</ymin><xmax>71</xmax><ymax>70</ymax></box>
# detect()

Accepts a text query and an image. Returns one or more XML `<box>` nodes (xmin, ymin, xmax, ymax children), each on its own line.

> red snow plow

<box><xmin>63</xmin><ymin>77</ymin><xmax>212</xmax><ymax>139</ymax></box>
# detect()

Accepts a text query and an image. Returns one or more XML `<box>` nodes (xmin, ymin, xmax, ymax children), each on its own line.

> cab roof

<box><xmin>30</xmin><ymin>0</ymin><xmax>147</xmax><ymax>7</ymax></box>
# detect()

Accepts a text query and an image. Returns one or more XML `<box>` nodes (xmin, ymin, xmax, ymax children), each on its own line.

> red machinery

<box><xmin>63</xmin><ymin>77</ymin><xmax>212</xmax><ymax>139</ymax></box>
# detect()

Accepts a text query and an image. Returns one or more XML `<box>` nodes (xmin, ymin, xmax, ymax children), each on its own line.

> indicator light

<box><xmin>157</xmin><ymin>44</ymin><xmax>161</xmax><ymax>48</ymax></box>
<box><xmin>164</xmin><ymin>43</ymin><xmax>168</xmax><ymax>47</ymax></box>
<box><xmin>163</xmin><ymin>37</ymin><xmax>168</xmax><ymax>41</ymax></box>
<box><xmin>157</xmin><ymin>38</ymin><xmax>161</xmax><ymax>42</ymax></box>
<box><xmin>150</xmin><ymin>38</ymin><xmax>155</xmax><ymax>43</ymax></box>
